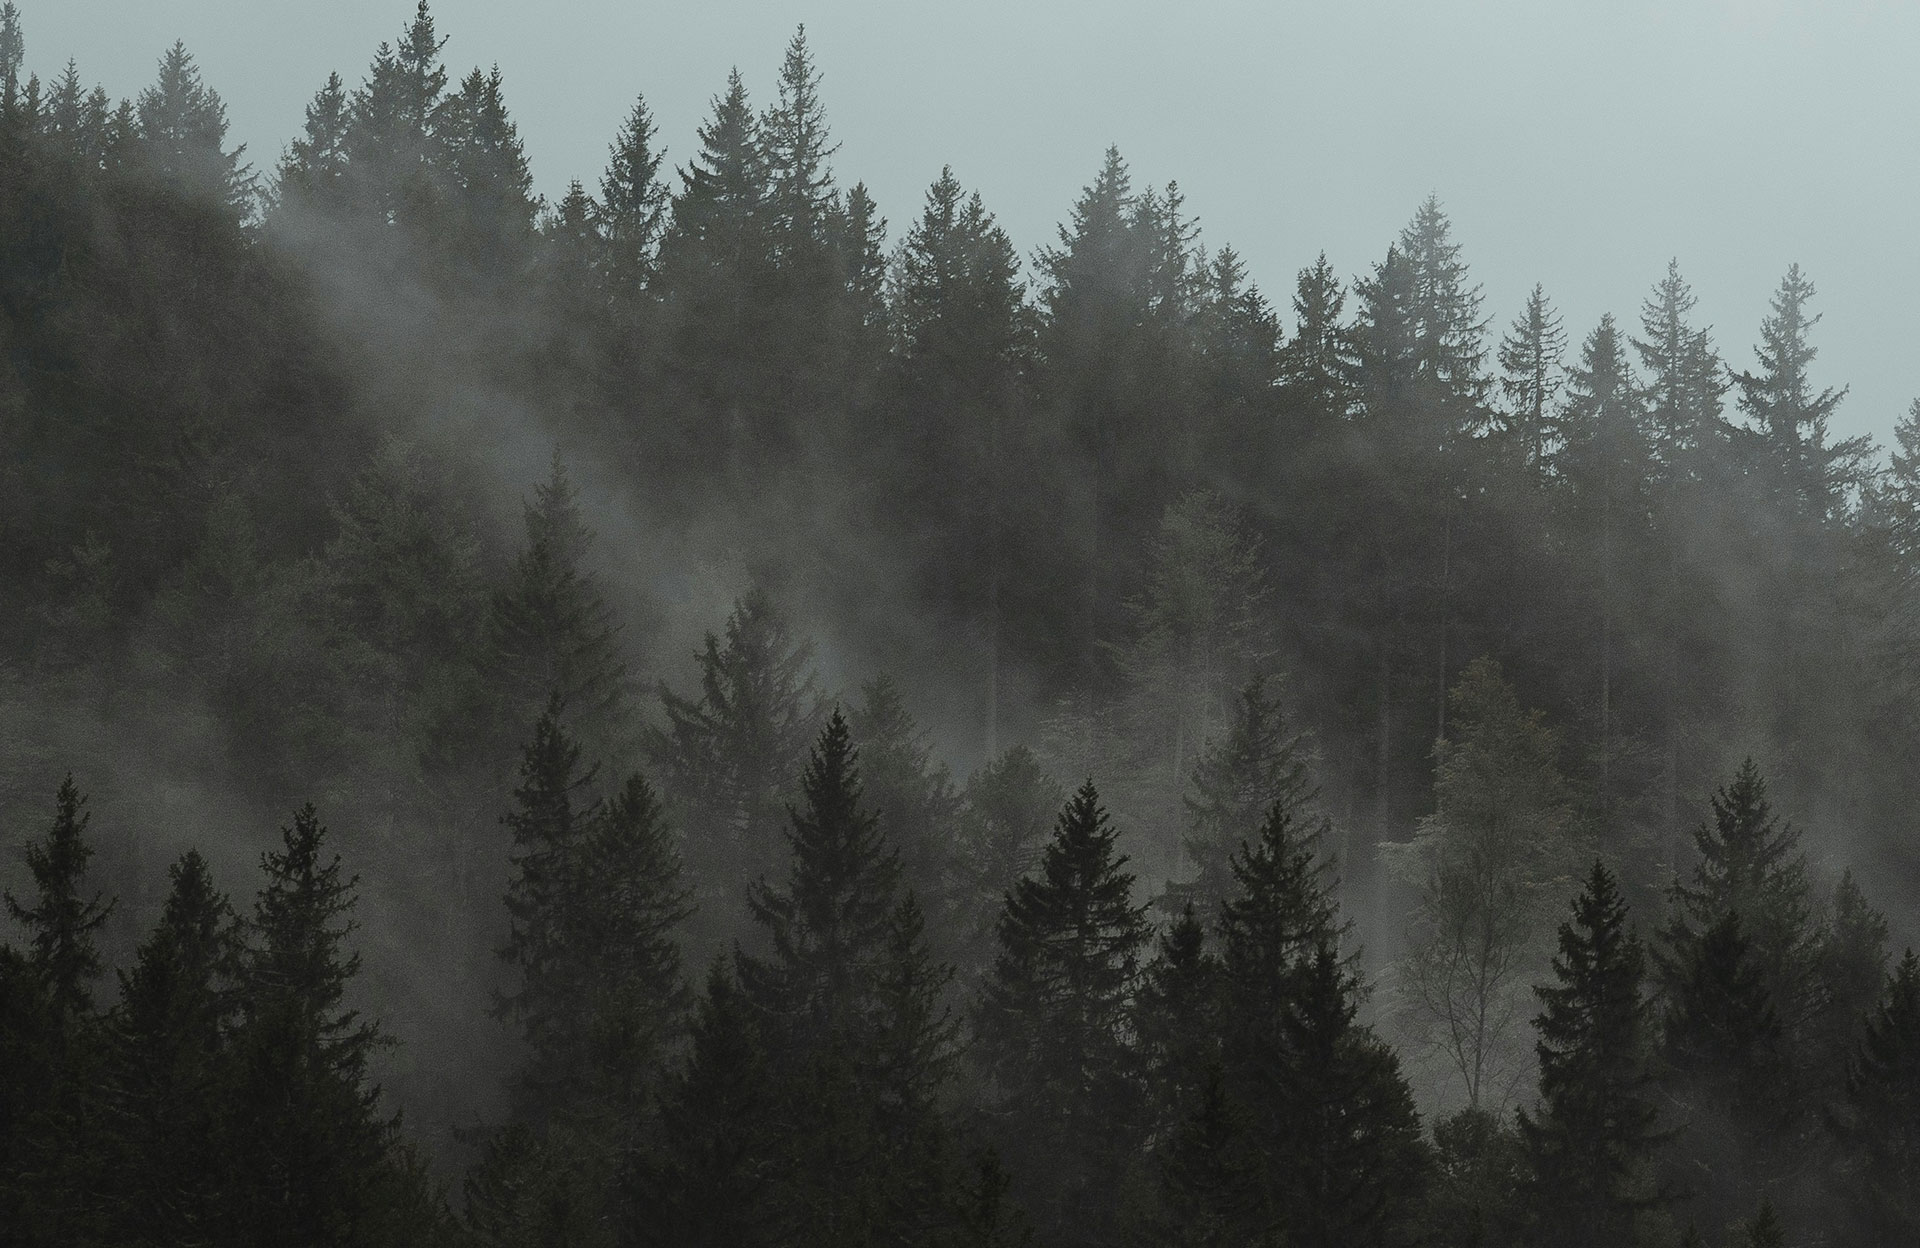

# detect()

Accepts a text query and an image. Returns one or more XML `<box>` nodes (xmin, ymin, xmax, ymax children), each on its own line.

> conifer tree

<box><xmin>0</xmin><ymin>4</ymin><xmax>20</xmax><ymax>96</ymax></box>
<box><xmin>1828</xmin><ymin>949</ymin><xmax>1920</xmax><ymax>1239</ymax></box>
<box><xmin>1280</xmin><ymin>252</ymin><xmax>1353</xmax><ymax>422</ymax></box>
<box><xmin>1496</xmin><ymin>284</ymin><xmax>1566</xmax><ymax>475</ymax></box>
<box><xmin>976</xmin><ymin>780</ymin><xmax>1151</xmax><ymax>1247</ymax></box>
<box><xmin>438</xmin><ymin>63</ymin><xmax>535</xmax><ymax>275</ymax></box>
<box><xmin>851</xmin><ymin>674</ymin><xmax>961</xmax><ymax>940</ymax></box>
<box><xmin>761</xmin><ymin>25</ymin><xmax>837</xmax><ymax>263</ymax></box>
<box><xmin>1217</xmin><ymin>799</ymin><xmax>1346</xmax><ymax>1025</ymax></box>
<box><xmin>1272</xmin><ymin>945</ymin><xmax>1429</xmax><ymax>1248</ymax></box>
<box><xmin>1634</xmin><ymin>260</ymin><xmax>1727</xmax><ymax>485</ymax></box>
<box><xmin>736</xmin><ymin>710</ymin><xmax>957</xmax><ymax>1244</ymax></box>
<box><xmin>951</xmin><ymin>746</ymin><xmax>1063</xmax><ymax>983</ymax></box>
<box><xmin>1657</xmin><ymin>760</ymin><xmax>1816</xmax><ymax>1037</ymax></box>
<box><xmin>1809</xmin><ymin>870</ymin><xmax>1890</xmax><ymax>1098</ymax></box>
<box><xmin>489</xmin><ymin>454</ymin><xmax>634</xmax><ymax>760</ymax></box>
<box><xmin>276</xmin><ymin>71</ymin><xmax>351</xmax><ymax>214</ymax></box>
<box><xmin>600</xmin><ymin>92</ymin><xmax>667</xmax><ymax>307</ymax></box>
<box><xmin>1</xmin><ymin>776</ymin><xmax>113</xmax><ymax>1244</ymax></box>
<box><xmin>1659</xmin><ymin>910</ymin><xmax>1786</xmax><ymax>1236</ymax></box>
<box><xmin>1517</xmin><ymin>862</ymin><xmax>1664</xmax><ymax>1247</ymax></box>
<box><xmin>738</xmin><ymin>708</ymin><xmax>901</xmax><ymax>1051</ymax></box>
<box><xmin>5</xmin><ymin>775</ymin><xmax>113</xmax><ymax>1020</ymax></box>
<box><xmin>225</xmin><ymin>805</ymin><xmax>408</xmax><ymax>1245</ymax></box>
<box><xmin>1144</xmin><ymin>1065</ymin><xmax>1269</xmax><ymax>1247</ymax></box>
<box><xmin>647</xmin><ymin>587</ymin><xmax>821</xmax><ymax>940</ymax></box>
<box><xmin>1135</xmin><ymin>904</ymin><xmax>1223</xmax><ymax>1137</ymax></box>
<box><xmin>103</xmin><ymin>850</ymin><xmax>239</xmax><ymax>1247</ymax></box>
<box><xmin>136</xmin><ymin>42</ymin><xmax>253</xmax><ymax>210</ymax></box>
<box><xmin>622</xmin><ymin>963</ymin><xmax>780</xmax><ymax>1248</ymax></box>
<box><xmin>1398</xmin><ymin>197</ymin><xmax>1490</xmax><ymax>407</ymax></box>
<box><xmin>1732</xmin><ymin>265</ymin><xmax>1867</xmax><ymax>521</ymax></box>
<box><xmin>1175</xmin><ymin>675</ymin><xmax>1320</xmax><ymax>919</ymax></box>
<box><xmin>347</xmin><ymin>0</ymin><xmax>449</xmax><ymax>230</ymax></box>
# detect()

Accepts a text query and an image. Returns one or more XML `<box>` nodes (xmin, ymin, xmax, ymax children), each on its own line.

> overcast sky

<box><xmin>23</xmin><ymin>0</ymin><xmax>1920</xmax><ymax>446</ymax></box>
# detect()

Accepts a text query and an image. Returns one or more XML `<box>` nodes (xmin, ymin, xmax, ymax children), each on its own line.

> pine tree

<box><xmin>136</xmin><ymin>42</ymin><xmax>253</xmax><ymax>210</ymax></box>
<box><xmin>1657</xmin><ymin>760</ymin><xmax>1816</xmax><ymax>1039</ymax></box>
<box><xmin>1217</xmin><ymin>799</ymin><xmax>1346</xmax><ymax>1027</ymax></box>
<box><xmin>600</xmin><ymin>92</ymin><xmax>668</xmax><ymax>307</ymax></box>
<box><xmin>620</xmin><ymin>963</ymin><xmax>780</xmax><ymax>1248</ymax></box>
<box><xmin>850</xmin><ymin>674</ymin><xmax>962</xmax><ymax>943</ymax></box>
<box><xmin>1517</xmin><ymin>862</ymin><xmax>1664</xmax><ymax>1247</ymax></box>
<box><xmin>225</xmin><ymin>805</ymin><xmax>408</xmax><ymax>1245</ymax></box>
<box><xmin>1135</xmin><ymin>904</ymin><xmax>1223</xmax><ymax>1138</ymax></box>
<box><xmin>1175</xmin><ymin>675</ymin><xmax>1320</xmax><ymax>919</ymax></box>
<box><xmin>951</xmin><ymin>747</ymin><xmax>1064</xmax><ymax>984</ymax></box>
<box><xmin>1398</xmin><ymin>197</ymin><xmax>1490</xmax><ymax>408</ymax></box>
<box><xmin>976</xmin><ymin>780</ymin><xmax>1152</xmax><ymax>1247</ymax></box>
<box><xmin>1279</xmin><ymin>252</ymin><xmax>1353</xmax><ymax>422</ymax></box>
<box><xmin>1271</xmin><ymin>944</ymin><xmax>1428</xmax><ymax>1248</ymax></box>
<box><xmin>738</xmin><ymin>709</ymin><xmax>901</xmax><ymax>1053</ymax></box>
<box><xmin>1496</xmin><ymin>284</ymin><xmax>1566</xmax><ymax>475</ymax></box>
<box><xmin>647</xmin><ymin>587</ymin><xmax>821</xmax><ymax>947</ymax></box>
<box><xmin>1828</xmin><ymin>950</ymin><xmax>1920</xmax><ymax>1239</ymax></box>
<box><xmin>0</xmin><ymin>776</ymin><xmax>114</xmax><ymax>1244</ymax></box>
<box><xmin>489</xmin><ymin>454</ymin><xmax>634</xmax><ymax>761</ymax></box>
<box><xmin>5</xmin><ymin>775</ymin><xmax>113</xmax><ymax>1020</ymax></box>
<box><xmin>347</xmin><ymin>0</ymin><xmax>449</xmax><ymax>230</ymax></box>
<box><xmin>735</xmin><ymin>710</ymin><xmax>957</xmax><ymax>1245</ymax></box>
<box><xmin>1732</xmin><ymin>264</ymin><xmax>1867</xmax><ymax>521</ymax></box>
<box><xmin>102</xmin><ymin>850</ymin><xmax>239</xmax><ymax>1247</ymax></box>
<box><xmin>438</xmin><ymin>63</ymin><xmax>535</xmax><ymax>276</ymax></box>
<box><xmin>1659</xmin><ymin>910</ymin><xmax>1785</xmax><ymax>1236</ymax></box>
<box><xmin>276</xmin><ymin>71</ymin><xmax>351</xmax><ymax>214</ymax></box>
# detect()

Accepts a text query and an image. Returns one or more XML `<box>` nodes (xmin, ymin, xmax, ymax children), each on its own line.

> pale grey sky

<box><xmin>24</xmin><ymin>0</ymin><xmax>1920</xmax><ymax>445</ymax></box>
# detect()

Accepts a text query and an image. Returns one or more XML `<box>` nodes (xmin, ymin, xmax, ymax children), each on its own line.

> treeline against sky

<box><xmin>4</xmin><ymin>1</ymin><xmax>1920</xmax><ymax>1244</ymax></box>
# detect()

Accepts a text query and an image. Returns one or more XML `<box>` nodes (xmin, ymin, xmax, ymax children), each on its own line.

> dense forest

<box><xmin>3</xmin><ymin>3</ymin><xmax>1919</xmax><ymax>1245</ymax></box>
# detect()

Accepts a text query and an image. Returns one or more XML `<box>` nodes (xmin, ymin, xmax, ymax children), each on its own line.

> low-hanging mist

<box><xmin>3</xmin><ymin>3</ymin><xmax>1919</xmax><ymax>1246</ymax></box>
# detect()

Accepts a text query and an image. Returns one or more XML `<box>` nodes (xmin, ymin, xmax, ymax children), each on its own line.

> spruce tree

<box><xmin>850</xmin><ymin>673</ymin><xmax>961</xmax><ymax>940</ymax></box>
<box><xmin>1634</xmin><ymin>259</ymin><xmax>1727</xmax><ymax>485</ymax></box>
<box><xmin>735</xmin><ymin>710</ymin><xmax>957</xmax><ymax>1245</ymax></box>
<box><xmin>225</xmin><ymin>805</ymin><xmax>408</xmax><ymax>1245</ymax></box>
<box><xmin>438</xmin><ymin>63</ymin><xmax>535</xmax><ymax>276</ymax></box>
<box><xmin>276</xmin><ymin>71</ymin><xmax>351</xmax><ymax>214</ymax></box>
<box><xmin>1517</xmin><ymin>861</ymin><xmax>1664</xmax><ymax>1247</ymax></box>
<box><xmin>489</xmin><ymin>454</ymin><xmax>634</xmax><ymax>761</ymax></box>
<box><xmin>5</xmin><ymin>775</ymin><xmax>113</xmax><ymax>1020</ymax></box>
<box><xmin>951</xmin><ymin>747</ymin><xmax>1063</xmax><ymax>985</ymax></box>
<box><xmin>136</xmin><ymin>42</ymin><xmax>253</xmax><ymax>210</ymax></box>
<box><xmin>1271</xmin><ymin>944</ymin><xmax>1428</xmax><ymax>1248</ymax></box>
<box><xmin>1659</xmin><ymin>911</ymin><xmax>1786</xmax><ymax>1237</ymax></box>
<box><xmin>622</xmin><ymin>963</ymin><xmax>780</xmax><ymax>1248</ymax></box>
<box><xmin>103</xmin><ymin>850</ymin><xmax>239</xmax><ymax>1247</ymax></box>
<box><xmin>1175</xmin><ymin>675</ymin><xmax>1320</xmax><ymax>920</ymax></box>
<box><xmin>1135</xmin><ymin>903</ymin><xmax>1223</xmax><ymax>1138</ymax></box>
<box><xmin>976</xmin><ymin>780</ymin><xmax>1151</xmax><ymax>1248</ymax></box>
<box><xmin>1657</xmin><ymin>760</ymin><xmax>1816</xmax><ymax>1038</ymax></box>
<box><xmin>1279</xmin><ymin>252</ymin><xmax>1353</xmax><ymax>422</ymax></box>
<box><xmin>1828</xmin><ymin>950</ymin><xmax>1920</xmax><ymax>1240</ymax></box>
<box><xmin>1496</xmin><ymin>283</ymin><xmax>1566</xmax><ymax>475</ymax></box>
<box><xmin>647</xmin><ymin>586</ymin><xmax>821</xmax><ymax>946</ymax></box>
<box><xmin>600</xmin><ymin>92</ymin><xmax>667</xmax><ymax>308</ymax></box>
<box><xmin>347</xmin><ymin>0</ymin><xmax>449</xmax><ymax>231</ymax></box>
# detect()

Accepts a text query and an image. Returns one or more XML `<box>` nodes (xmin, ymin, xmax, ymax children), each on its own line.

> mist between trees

<box><xmin>2</xmin><ymin>3</ymin><xmax>1920</xmax><ymax>1245</ymax></box>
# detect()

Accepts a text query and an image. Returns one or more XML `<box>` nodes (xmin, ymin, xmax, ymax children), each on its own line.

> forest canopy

<box><xmin>3</xmin><ymin>3</ymin><xmax>1920</xmax><ymax>1246</ymax></box>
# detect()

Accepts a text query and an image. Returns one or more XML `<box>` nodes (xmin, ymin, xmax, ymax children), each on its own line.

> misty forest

<box><xmin>4</xmin><ymin>5</ymin><xmax>1920</xmax><ymax>1247</ymax></box>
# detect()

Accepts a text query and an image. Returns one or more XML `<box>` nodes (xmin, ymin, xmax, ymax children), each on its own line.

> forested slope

<box><xmin>4</xmin><ymin>4</ymin><xmax>1920</xmax><ymax>1245</ymax></box>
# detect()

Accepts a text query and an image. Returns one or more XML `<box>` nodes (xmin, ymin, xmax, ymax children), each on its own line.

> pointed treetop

<box><xmin>5</xmin><ymin>774</ymin><xmax>115</xmax><ymax>1018</ymax></box>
